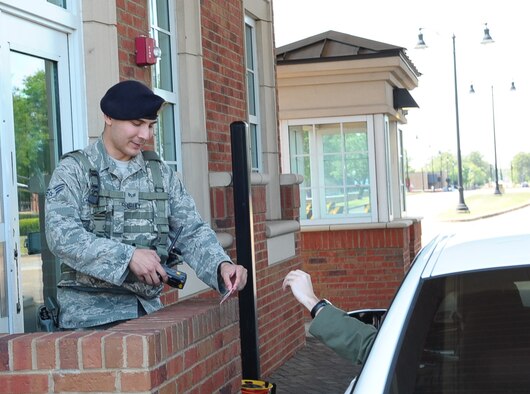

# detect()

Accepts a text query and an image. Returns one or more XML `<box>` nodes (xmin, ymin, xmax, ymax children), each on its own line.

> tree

<box><xmin>13</xmin><ymin>70</ymin><xmax>49</xmax><ymax>210</ymax></box>
<box><xmin>13</xmin><ymin>70</ymin><xmax>49</xmax><ymax>175</ymax></box>
<box><xmin>420</xmin><ymin>151</ymin><xmax>456</xmax><ymax>189</ymax></box>
<box><xmin>463</xmin><ymin>151</ymin><xmax>489</xmax><ymax>188</ymax></box>
<box><xmin>512</xmin><ymin>152</ymin><xmax>530</xmax><ymax>184</ymax></box>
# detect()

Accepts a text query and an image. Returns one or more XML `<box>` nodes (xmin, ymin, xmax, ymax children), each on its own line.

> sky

<box><xmin>273</xmin><ymin>0</ymin><xmax>529</xmax><ymax>171</ymax></box>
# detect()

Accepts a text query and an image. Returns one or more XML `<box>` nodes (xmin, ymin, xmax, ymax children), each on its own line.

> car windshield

<box><xmin>389</xmin><ymin>266</ymin><xmax>530</xmax><ymax>393</ymax></box>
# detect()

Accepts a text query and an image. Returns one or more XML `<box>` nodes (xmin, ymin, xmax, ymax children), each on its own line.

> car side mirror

<box><xmin>347</xmin><ymin>308</ymin><xmax>387</xmax><ymax>330</ymax></box>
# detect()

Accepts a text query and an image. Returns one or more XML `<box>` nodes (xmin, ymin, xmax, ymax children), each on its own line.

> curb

<box><xmin>444</xmin><ymin>202</ymin><xmax>530</xmax><ymax>223</ymax></box>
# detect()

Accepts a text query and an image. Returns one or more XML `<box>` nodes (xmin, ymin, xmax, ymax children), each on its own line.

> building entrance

<box><xmin>0</xmin><ymin>7</ymin><xmax>74</xmax><ymax>333</ymax></box>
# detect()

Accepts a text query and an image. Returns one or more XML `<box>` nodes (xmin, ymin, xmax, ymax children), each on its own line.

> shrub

<box><xmin>19</xmin><ymin>218</ymin><xmax>40</xmax><ymax>236</ymax></box>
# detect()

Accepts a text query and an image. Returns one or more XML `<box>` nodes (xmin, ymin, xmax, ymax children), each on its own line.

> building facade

<box><xmin>0</xmin><ymin>0</ymin><xmax>303</xmax><ymax>392</ymax></box>
<box><xmin>276</xmin><ymin>31</ymin><xmax>423</xmax><ymax>313</ymax></box>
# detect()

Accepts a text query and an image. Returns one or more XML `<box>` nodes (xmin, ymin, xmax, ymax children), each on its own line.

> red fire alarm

<box><xmin>135</xmin><ymin>36</ymin><xmax>159</xmax><ymax>66</ymax></box>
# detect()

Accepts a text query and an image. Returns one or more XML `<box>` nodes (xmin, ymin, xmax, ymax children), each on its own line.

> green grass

<box><xmin>438</xmin><ymin>190</ymin><xmax>530</xmax><ymax>221</ymax></box>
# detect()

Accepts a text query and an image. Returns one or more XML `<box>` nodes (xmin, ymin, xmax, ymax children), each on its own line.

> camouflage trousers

<box><xmin>70</xmin><ymin>300</ymin><xmax>147</xmax><ymax>331</ymax></box>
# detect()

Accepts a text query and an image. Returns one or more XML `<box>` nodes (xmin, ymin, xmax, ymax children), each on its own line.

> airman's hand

<box><xmin>219</xmin><ymin>262</ymin><xmax>247</xmax><ymax>297</ymax></box>
<box><xmin>129</xmin><ymin>248</ymin><xmax>167</xmax><ymax>285</ymax></box>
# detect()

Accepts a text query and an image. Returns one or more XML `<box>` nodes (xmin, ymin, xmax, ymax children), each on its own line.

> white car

<box><xmin>350</xmin><ymin>232</ymin><xmax>530</xmax><ymax>393</ymax></box>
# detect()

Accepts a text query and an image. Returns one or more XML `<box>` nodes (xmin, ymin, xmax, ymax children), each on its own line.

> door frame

<box><xmin>0</xmin><ymin>1</ymin><xmax>85</xmax><ymax>333</ymax></box>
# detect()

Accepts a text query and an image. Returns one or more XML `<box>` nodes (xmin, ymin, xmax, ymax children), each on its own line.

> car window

<box><xmin>388</xmin><ymin>267</ymin><xmax>530</xmax><ymax>393</ymax></box>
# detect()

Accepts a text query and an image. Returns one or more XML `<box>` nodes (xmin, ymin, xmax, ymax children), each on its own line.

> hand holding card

<box><xmin>220</xmin><ymin>288</ymin><xmax>235</xmax><ymax>304</ymax></box>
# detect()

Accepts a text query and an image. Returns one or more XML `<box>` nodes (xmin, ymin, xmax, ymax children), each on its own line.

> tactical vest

<box><xmin>60</xmin><ymin>150</ymin><xmax>170</xmax><ymax>281</ymax></box>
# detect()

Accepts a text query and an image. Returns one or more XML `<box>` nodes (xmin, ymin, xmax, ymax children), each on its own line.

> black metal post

<box><xmin>452</xmin><ymin>35</ymin><xmax>470</xmax><ymax>212</ymax></box>
<box><xmin>230</xmin><ymin>121</ymin><xmax>260</xmax><ymax>379</ymax></box>
<box><xmin>490</xmin><ymin>86</ymin><xmax>502</xmax><ymax>195</ymax></box>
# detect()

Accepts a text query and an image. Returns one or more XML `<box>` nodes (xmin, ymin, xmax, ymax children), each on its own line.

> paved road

<box><xmin>406</xmin><ymin>188</ymin><xmax>530</xmax><ymax>245</ymax></box>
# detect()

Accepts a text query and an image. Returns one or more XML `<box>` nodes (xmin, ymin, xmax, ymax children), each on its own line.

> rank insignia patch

<box><xmin>46</xmin><ymin>184</ymin><xmax>66</xmax><ymax>199</ymax></box>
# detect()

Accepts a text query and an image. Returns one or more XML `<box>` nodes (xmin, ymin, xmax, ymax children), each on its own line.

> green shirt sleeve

<box><xmin>309</xmin><ymin>304</ymin><xmax>378</xmax><ymax>365</ymax></box>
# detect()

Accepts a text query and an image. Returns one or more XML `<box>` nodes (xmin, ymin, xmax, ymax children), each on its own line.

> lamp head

<box><xmin>415</xmin><ymin>28</ymin><xmax>427</xmax><ymax>49</ymax></box>
<box><xmin>481</xmin><ymin>23</ymin><xmax>494</xmax><ymax>44</ymax></box>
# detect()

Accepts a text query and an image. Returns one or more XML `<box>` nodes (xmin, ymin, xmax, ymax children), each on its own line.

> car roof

<box><xmin>421</xmin><ymin>232</ymin><xmax>530</xmax><ymax>278</ymax></box>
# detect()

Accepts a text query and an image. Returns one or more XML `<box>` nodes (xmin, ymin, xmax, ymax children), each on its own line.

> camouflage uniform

<box><xmin>45</xmin><ymin>137</ymin><xmax>231</xmax><ymax>329</ymax></box>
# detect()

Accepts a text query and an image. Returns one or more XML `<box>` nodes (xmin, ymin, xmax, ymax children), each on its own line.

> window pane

<box><xmin>47</xmin><ymin>0</ymin><xmax>66</xmax><ymax>8</ymax></box>
<box><xmin>324</xmin><ymin>187</ymin><xmax>344</xmax><ymax>215</ymax></box>
<box><xmin>151</xmin><ymin>0</ymin><xmax>170</xmax><ymax>30</ymax></box>
<box><xmin>289</xmin><ymin>125</ymin><xmax>311</xmax><ymax>188</ymax></box>
<box><xmin>245</xmin><ymin>24</ymin><xmax>254</xmax><ymax>69</ymax></box>
<box><xmin>11</xmin><ymin>52</ymin><xmax>61</xmax><ymax>332</ymax></box>
<box><xmin>247</xmin><ymin>72</ymin><xmax>256</xmax><ymax>116</ymax></box>
<box><xmin>303</xmin><ymin>188</ymin><xmax>313</xmax><ymax>219</ymax></box>
<box><xmin>289</xmin><ymin>125</ymin><xmax>312</xmax><ymax>216</ymax></box>
<box><xmin>250</xmin><ymin>123</ymin><xmax>259</xmax><ymax>170</ymax></box>
<box><xmin>292</xmin><ymin>157</ymin><xmax>311</xmax><ymax>187</ymax></box>
<box><xmin>391</xmin><ymin>267</ymin><xmax>530</xmax><ymax>392</ymax></box>
<box><xmin>346</xmin><ymin>186</ymin><xmax>370</xmax><ymax>214</ymax></box>
<box><xmin>156</xmin><ymin>104</ymin><xmax>176</xmax><ymax>162</ymax></box>
<box><xmin>318</xmin><ymin>124</ymin><xmax>341</xmax><ymax>153</ymax></box>
<box><xmin>323</xmin><ymin>154</ymin><xmax>343</xmax><ymax>186</ymax></box>
<box><xmin>344</xmin><ymin>122</ymin><xmax>368</xmax><ymax>152</ymax></box>
<box><xmin>289</xmin><ymin>125</ymin><xmax>310</xmax><ymax>155</ymax></box>
<box><xmin>152</xmin><ymin>31</ymin><xmax>173</xmax><ymax>91</ymax></box>
<box><xmin>245</xmin><ymin>20</ymin><xmax>260</xmax><ymax>171</ymax></box>
<box><xmin>345</xmin><ymin>154</ymin><xmax>369</xmax><ymax>184</ymax></box>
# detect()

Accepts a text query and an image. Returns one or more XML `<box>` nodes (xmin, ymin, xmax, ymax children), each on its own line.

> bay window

<box><xmin>287</xmin><ymin>116</ymin><xmax>376</xmax><ymax>223</ymax></box>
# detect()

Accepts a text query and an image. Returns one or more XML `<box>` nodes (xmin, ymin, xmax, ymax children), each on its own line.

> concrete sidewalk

<box><xmin>266</xmin><ymin>336</ymin><xmax>361</xmax><ymax>393</ymax></box>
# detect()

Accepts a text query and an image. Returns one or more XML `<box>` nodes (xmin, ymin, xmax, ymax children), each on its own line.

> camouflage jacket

<box><xmin>45</xmin><ymin>137</ymin><xmax>231</xmax><ymax>328</ymax></box>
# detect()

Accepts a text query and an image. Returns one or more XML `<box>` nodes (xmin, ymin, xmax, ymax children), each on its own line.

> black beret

<box><xmin>100</xmin><ymin>80</ymin><xmax>165</xmax><ymax>120</ymax></box>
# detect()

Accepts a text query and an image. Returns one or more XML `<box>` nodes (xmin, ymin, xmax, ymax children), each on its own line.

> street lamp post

<box><xmin>438</xmin><ymin>151</ymin><xmax>443</xmax><ymax>189</ymax></box>
<box><xmin>490</xmin><ymin>85</ymin><xmax>502</xmax><ymax>194</ymax></box>
<box><xmin>431</xmin><ymin>155</ymin><xmax>435</xmax><ymax>191</ymax></box>
<box><xmin>480</xmin><ymin>23</ymin><xmax>501</xmax><ymax>194</ymax></box>
<box><xmin>416</xmin><ymin>30</ymin><xmax>469</xmax><ymax>211</ymax></box>
<box><xmin>470</xmin><ymin>82</ymin><xmax>515</xmax><ymax>194</ymax></box>
<box><xmin>470</xmin><ymin>24</ymin><xmax>516</xmax><ymax>195</ymax></box>
<box><xmin>451</xmin><ymin>35</ymin><xmax>470</xmax><ymax>211</ymax></box>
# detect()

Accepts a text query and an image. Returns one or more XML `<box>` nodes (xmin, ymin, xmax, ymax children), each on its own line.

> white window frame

<box><xmin>244</xmin><ymin>15</ymin><xmax>262</xmax><ymax>172</ymax></box>
<box><xmin>398</xmin><ymin>128</ymin><xmax>407</xmax><ymax>213</ymax></box>
<box><xmin>149</xmin><ymin>0</ymin><xmax>182</xmax><ymax>171</ymax></box>
<box><xmin>384</xmin><ymin>116</ymin><xmax>394</xmax><ymax>221</ymax></box>
<box><xmin>281</xmin><ymin>116</ymin><xmax>378</xmax><ymax>225</ymax></box>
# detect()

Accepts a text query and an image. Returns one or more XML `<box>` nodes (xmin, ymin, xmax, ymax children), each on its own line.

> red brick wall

<box><xmin>200</xmin><ymin>0</ymin><xmax>305</xmax><ymax>379</ymax></box>
<box><xmin>201</xmin><ymin>0</ymin><xmax>247</xmax><ymax>173</ymax></box>
<box><xmin>260</xmin><ymin>184</ymin><xmax>304</xmax><ymax>376</ymax></box>
<box><xmin>116</xmin><ymin>0</ymin><xmax>152</xmax><ymax>83</ymax></box>
<box><xmin>0</xmin><ymin>299</ymin><xmax>241</xmax><ymax>393</ymax></box>
<box><xmin>408</xmin><ymin>219</ymin><xmax>422</xmax><ymax>270</ymax></box>
<box><xmin>200</xmin><ymin>0</ymin><xmax>245</xmax><ymax>302</ymax></box>
<box><xmin>301</xmin><ymin>227</ymin><xmax>415</xmax><ymax>315</ymax></box>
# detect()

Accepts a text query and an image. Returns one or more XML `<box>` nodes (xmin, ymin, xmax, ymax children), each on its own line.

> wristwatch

<box><xmin>310</xmin><ymin>299</ymin><xmax>331</xmax><ymax>319</ymax></box>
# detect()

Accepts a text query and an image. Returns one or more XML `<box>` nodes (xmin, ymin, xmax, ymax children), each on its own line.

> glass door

<box><xmin>11</xmin><ymin>52</ymin><xmax>62</xmax><ymax>332</ymax></box>
<box><xmin>0</xmin><ymin>10</ymin><xmax>72</xmax><ymax>333</ymax></box>
<box><xmin>0</xmin><ymin>150</ymin><xmax>9</xmax><ymax>333</ymax></box>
